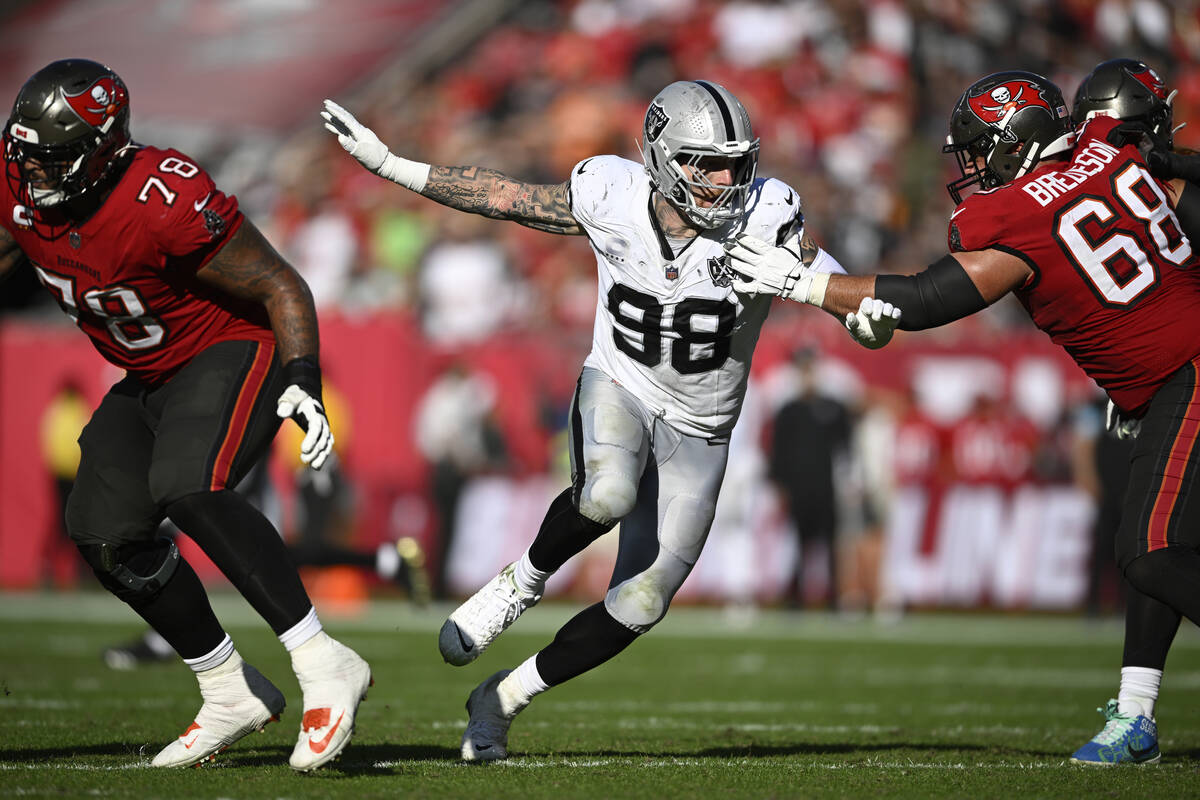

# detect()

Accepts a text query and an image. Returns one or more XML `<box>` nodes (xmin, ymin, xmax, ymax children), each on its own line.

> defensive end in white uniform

<box><xmin>322</xmin><ymin>80</ymin><xmax>899</xmax><ymax>761</ymax></box>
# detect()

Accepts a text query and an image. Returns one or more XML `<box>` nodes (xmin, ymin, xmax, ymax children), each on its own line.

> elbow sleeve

<box><xmin>874</xmin><ymin>255</ymin><xmax>987</xmax><ymax>331</ymax></box>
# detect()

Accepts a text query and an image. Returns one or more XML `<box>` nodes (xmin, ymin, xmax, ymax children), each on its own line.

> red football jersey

<box><xmin>2</xmin><ymin>145</ymin><xmax>273</xmax><ymax>384</ymax></box>
<box><xmin>949</xmin><ymin>115</ymin><xmax>1200</xmax><ymax>416</ymax></box>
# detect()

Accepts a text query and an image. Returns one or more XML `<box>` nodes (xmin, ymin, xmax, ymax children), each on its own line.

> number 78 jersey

<box><xmin>2</xmin><ymin>146</ymin><xmax>273</xmax><ymax>384</ymax></box>
<box><xmin>949</xmin><ymin>115</ymin><xmax>1200</xmax><ymax>417</ymax></box>
<box><xmin>570</xmin><ymin>155</ymin><xmax>827</xmax><ymax>438</ymax></box>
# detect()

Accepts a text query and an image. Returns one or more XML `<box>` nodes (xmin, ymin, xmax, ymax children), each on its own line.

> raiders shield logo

<box><xmin>708</xmin><ymin>255</ymin><xmax>734</xmax><ymax>287</ymax></box>
<box><xmin>645</xmin><ymin>103</ymin><xmax>669</xmax><ymax>143</ymax></box>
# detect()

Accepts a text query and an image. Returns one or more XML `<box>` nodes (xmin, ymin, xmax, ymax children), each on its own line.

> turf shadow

<box><xmin>218</xmin><ymin>742</ymin><xmax>461</xmax><ymax>773</ymax></box>
<box><xmin>0</xmin><ymin>742</ymin><xmax>147</xmax><ymax>762</ymax></box>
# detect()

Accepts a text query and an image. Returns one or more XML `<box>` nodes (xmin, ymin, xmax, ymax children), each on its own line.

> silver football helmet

<box><xmin>640</xmin><ymin>80</ymin><xmax>759</xmax><ymax>229</ymax></box>
<box><xmin>4</xmin><ymin>59</ymin><xmax>132</xmax><ymax>209</ymax></box>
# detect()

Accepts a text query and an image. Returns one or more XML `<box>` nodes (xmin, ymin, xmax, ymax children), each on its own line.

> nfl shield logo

<box><xmin>69</xmin><ymin>231</ymin><xmax>81</xmax><ymax>249</ymax></box>
<box><xmin>665</xmin><ymin>264</ymin><xmax>678</xmax><ymax>281</ymax></box>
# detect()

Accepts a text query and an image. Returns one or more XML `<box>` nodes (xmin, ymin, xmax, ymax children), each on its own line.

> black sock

<box><xmin>1121</xmin><ymin>579</ymin><xmax>1182</xmax><ymax>669</ymax></box>
<box><xmin>527</xmin><ymin>489</ymin><xmax>613</xmax><ymax>573</ymax></box>
<box><xmin>127</xmin><ymin>557</ymin><xmax>227</xmax><ymax>660</ymax></box>
<box><xmin>1123</xmin><ymin>547</ymin><xmax>1200</xmax><ymax>628</ymax></box>
<box><xmin>167</xmin><ymin>489</ymin><xmax>312</xmax><ymax>635</ymax></box>
<box><xmin>535</xmin><ymin>602</ymin><xmax>639</xmax><ymax>686</ymax></box>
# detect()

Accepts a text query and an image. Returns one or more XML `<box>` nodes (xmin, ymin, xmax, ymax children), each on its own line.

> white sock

<box><xmin>497</xmin><ymin>654</ymin><xmax>550</xmax><ymax>716</ymax></box>
<box><xmin>514</xmin><ymin>550</ymin><xmax>552</xmax><ymax>597</ymax></box>
<box><xmin>278</xmin><ymin>607</ymin><xmax>323</xmax><ymax>652</ymax></box>
<box><xmin>1118</xmin><ymin>666</ymin><xmax>1162</xmax><ymax>719</ymax></box>
<box><xmin>184</xmin><ymin>634</ymin><xmax>235</xmax><ymax>673</ymax></box>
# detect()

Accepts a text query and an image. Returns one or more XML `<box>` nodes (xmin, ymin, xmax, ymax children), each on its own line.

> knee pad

<box><xmin>77</xmin><ymin>538</ymin><xmax>181</xmax><ymax>605</ymax></box>
<box><xmin>604</xmin><ymin>569</ymin><xmax>674</xmax><ymax>634</ymax></box>
<box><xmin>579</xmin><ymin>471</ymin><xmax>639</xmax><ymax>526</ymax></box>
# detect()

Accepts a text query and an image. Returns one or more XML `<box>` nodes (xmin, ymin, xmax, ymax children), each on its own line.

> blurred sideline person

<box><xmin>323</xmin><ymin>80</ymin><xmax>898</xmax><ymax>760</ymax></box>
<box><xmin>767</xmin><ymin>346</ymin><xmax>851</xmax><ymax>609</ymax></box>
<box><xmin>725</xmin><ymin>68</ymin><xmax>1200</xmax><ymax>766</ymax></box>
<box><xmin>414</xmin><ymin>360</ymin><xmax>510</xmax><ymax>600</ymax></box>
<box><xmin>38</xmin><ymin>377</ymin><xmax>92</xmax><ymax>586</ymax></box>
<box><xmin>0</xmin><ymin>59</ymin><xmax>369</xmax><ymax>771</ymax></box>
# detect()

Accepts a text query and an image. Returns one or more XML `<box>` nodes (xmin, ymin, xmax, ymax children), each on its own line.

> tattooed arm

<box><xmin>320</xmin><ymin>99</ymin><xmax>582</xmax><ymax>235</ymax></box>
<box><xmin>194</xmin><ymin>218</ymin><xmax>319</xmax><ymax>364</ymax></box>
<box><xmin>420</xmin><ymin>167</ymin><xmax>582</xmax><ymax>235</ymax></box>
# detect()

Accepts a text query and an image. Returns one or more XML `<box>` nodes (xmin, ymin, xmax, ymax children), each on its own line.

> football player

<box><xmin>1065</xmin><ymin>58</ymin><xmax>1197</xmax><ymax>766</ymax></box>
<box><xmin>322</xmin><ymin>80</ymin><xmax>899</xmax><ymax>760</ymax></box>
<box><xmin>726</xmin><ymin>68</ymin><xmax>1200</xmax><ymax>766</ymax></box>
<box><xmin>0</xmin><ymin>59</ymin><xmax>370</xmax><ymax>771</ymax></box>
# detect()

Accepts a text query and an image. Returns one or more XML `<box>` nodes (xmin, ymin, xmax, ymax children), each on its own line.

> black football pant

<box><xmin>65</xmin><ymin>340</ymin><xmax>313</xmax><ymax>659</ymax></box>
<box><xmin>1115</xmin><ymin>355</ymin><xmax>1200</xmax><ymax>667</ymax></box>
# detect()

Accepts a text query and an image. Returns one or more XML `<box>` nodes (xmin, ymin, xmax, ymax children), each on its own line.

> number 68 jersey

<box><xmin>948</xmin><ymin>115</ymin><xmax>1200</xmax><ymax>417</ymax></box>
<box><xmin>2</xmin><ymin>145</ymin><xmax>273</xmax><ymax>385</ymax></box>
<box><xmin>570</xmin><ymin>155</ymin><xmax>839</xmax><ymax>438</ymax></box>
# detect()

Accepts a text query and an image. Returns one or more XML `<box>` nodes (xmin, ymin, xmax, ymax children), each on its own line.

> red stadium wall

<box><xmin>0</xmin><ymin>310</ymin><xmax>1096</xmax><ymax>604</ymax></box>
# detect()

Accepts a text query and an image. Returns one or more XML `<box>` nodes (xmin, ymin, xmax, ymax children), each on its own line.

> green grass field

<box><xmin>1</xmin><ymin>592</ymin><xmax>1197</xmax><ymax>799</ymax></box>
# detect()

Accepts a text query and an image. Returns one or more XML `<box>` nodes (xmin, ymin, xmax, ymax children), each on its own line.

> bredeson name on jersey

<box><xmin>1022</xmin><ymin>139</ymin><xmax>1122</xmax><ymax>207</ymax></box>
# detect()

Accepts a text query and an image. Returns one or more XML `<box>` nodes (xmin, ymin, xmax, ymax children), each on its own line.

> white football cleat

<box><xmin>461</xmin><ymin>669</ymin><xmax>528</xmax><ymax>762</ymax></box>
<box><xmin>151</xmin><ymin>654</ymin><xmax>284</xmax><ymax>768</ymax></box>
<box><xmin>288</xmin><ymin>634</ymin><xmax>372</xmax><ymax>772</ymax></box>
<box><xmin>439</xmin><ymin>563</ymin><xmax>541</xmax><ymax>666</ymax></box>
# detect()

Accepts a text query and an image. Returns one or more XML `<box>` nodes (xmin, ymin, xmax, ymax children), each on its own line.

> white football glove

<box><xmin>845</xmin><ymin>297</ymin><xmax>902</xmax><ymax>350</ymax></box>
<box><xmin>321</xmin><ymin>99</ymin><xmax>389</xmax><ymax>171</ymax></box>
<box><xmin>277</xmin><ymin>385</ymin><xmax>334</xmax><ymax>470</ymax></box>
<box><xmin>1106</xmin><ymin>398</ymin><xmax>1141</xmax><ymax>440</ymax></box>
<box><xmin>320</xmin><ymin>99</ymin><xmax>430</xmax><ymax>191</ymax></box>
<box><xmin>723</xmin><ymin>234</ymin><xmax>830</xmax><ymax>306</ymax></box>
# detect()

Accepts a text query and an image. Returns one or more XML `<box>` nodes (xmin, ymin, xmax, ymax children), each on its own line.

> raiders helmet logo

<box><xmin>645</xmin><ymin>103</ymin><xmax>669</xmax><ymax>143</ymax></box>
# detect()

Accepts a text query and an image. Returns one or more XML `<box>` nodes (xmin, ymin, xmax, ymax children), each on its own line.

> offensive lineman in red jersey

<box><xmin>724</xmin><ymin>70</ymin><xmax>1200</xmax><ymax>765</ymax></box>
<box><xmin>0</xmin><ymin>59</ymin><xmax>370</xmax><ymax>771</ymax></box>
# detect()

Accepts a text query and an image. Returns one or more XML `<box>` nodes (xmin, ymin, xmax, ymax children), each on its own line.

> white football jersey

<box><xmin>570</xmin><ymin>155</ymin><xmax>844</xmax><ymax>438</ymax></box>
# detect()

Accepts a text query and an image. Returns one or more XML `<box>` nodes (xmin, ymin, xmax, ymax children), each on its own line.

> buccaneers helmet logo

<box><xmin>62</xmin><ymin>76</ymin><xmax>128</xmax><ymax>127</ymax></box>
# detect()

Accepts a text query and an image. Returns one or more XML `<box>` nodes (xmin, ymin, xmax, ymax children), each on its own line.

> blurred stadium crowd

<box><xmin>6</xmin><ymin>0</ymin><xmax>1200</xmax><ymax>610</ymax></box>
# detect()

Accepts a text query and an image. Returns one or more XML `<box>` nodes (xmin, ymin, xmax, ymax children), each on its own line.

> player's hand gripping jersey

<box><xmin>949</xmin><ymin>115</ymin><xmax>1200</xmax><ymax>417</ymax></box>
<box><xmin>571</xmin><ymin>155</ymin><xmax>841</xmax><ymax>437</ymax></box>
<box><xmin>2</xmin><ymin>145</ymin><xmax>273</xmax><ymax>384</ymax></box>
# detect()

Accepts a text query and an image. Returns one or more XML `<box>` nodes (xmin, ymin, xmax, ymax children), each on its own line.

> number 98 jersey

<box><xmin>3</xmin><ymin>145</ymin><xmax>274</xmax><ymax>385</ymax></box>
<box><xmin>948</xmin><ymin>115</ymin><xmax>1200</xmax><ymax>417</ymax></box>
<box><xmin>570</xmin><ymin>155</ymin><xmax>828</xmax><ymax>438</ymax></box>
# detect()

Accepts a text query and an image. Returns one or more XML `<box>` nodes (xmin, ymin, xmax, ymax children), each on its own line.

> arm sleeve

<box><xmin>874</xmin><ymin>255</ymin><xmax>988</xmax><ymax>331</ymax></box>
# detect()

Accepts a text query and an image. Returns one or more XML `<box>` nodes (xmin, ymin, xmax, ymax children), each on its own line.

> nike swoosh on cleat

<box><xmin>193</xmin><ymin>193</ymin><xmax>212</xmax><ymax>212</ymax></box>
<box><xmin>1129</xmin><ymin>744</ymin><xmax>1159</xmax><ymax>760</ymax></box>
<box><xmin>306</xmin><ymin>710</ymin><xmax>345</xmax><ymax>754</ymax></box>
<box><xmin>181</xmin><ymin>722</ymin><xmax>202</xmax><ymax>749</ymax></box>
<box><xmin>475</xmin><ymin>744</ymin><xmax>492</xmax><ymax>750</ymax></box>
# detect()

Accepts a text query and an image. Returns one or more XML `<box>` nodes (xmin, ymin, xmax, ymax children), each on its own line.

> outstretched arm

<box><xmin>322</xmin><ymin>99</ymin><xmax>582</xmax><ymax>235</ymax></box>
<box><xmin>726</xmin><ymin>232</ymin><xmax>1031</xmax><ymax>331</ymax></box>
